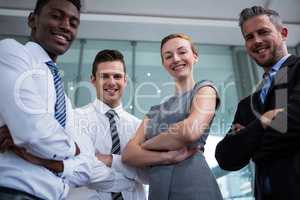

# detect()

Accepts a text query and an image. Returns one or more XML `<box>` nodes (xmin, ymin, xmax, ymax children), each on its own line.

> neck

<box><xmin>30</xmin><ymin>37</ymin><xmax>57</xmax><ymax>62</ymax></box>
<box><xmin>175</xmin><ymin>76</ymin><xmax>195</xmax><ymax>94</ymax></box>
<box><xmin>263</xmin><ymin>50</ymin><xmax>289</xmax><ymax>73</ymax></box>
<box><xmin>98</xmin><ymin>96</ymin><xmax>120</xmax><ymax>108</ymax></box>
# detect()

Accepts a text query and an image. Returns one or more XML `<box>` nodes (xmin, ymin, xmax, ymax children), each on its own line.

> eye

<box><xmin>179</xmin><ymin>50</ymin><xmax>187</xmax><ymax>55</ymax></box>
<box><xmin>100</xmin><ymin>74</ymin><xmax>109</xmax><ymax>79</ymax></box>
<box><xmin>113</xmin><ymin>74</ymin><xmax>123</xmax><ymax>79</ymax></box>
<box><xmin>258</xmin><ymin>29</ymin><xmax>270</xmax><ymax>35</ymax></box>
<box><xmin>50</xmin><ymin>11</ymin><xmax>62</xmax><ymax>20</ymax></box>
<box><xmin>163</xmin><ymin>54</ymin><xmax>172</xmax><ymax>60</ymax></box>
<box><xmin>70</xmin><ymin>19</ymin><xmax>79</xmax><ymax>29</ymax></box>
<box><xmin>244</xmin><ymin>34</ymin><xmax>253</xmax><ymax>41</ymax></box>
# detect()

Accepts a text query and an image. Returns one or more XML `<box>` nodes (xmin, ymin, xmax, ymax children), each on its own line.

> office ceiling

<box><xmin>0</xmin><ymin>0</ymin><xmax>299</xmax><ymax>46</ymax></box>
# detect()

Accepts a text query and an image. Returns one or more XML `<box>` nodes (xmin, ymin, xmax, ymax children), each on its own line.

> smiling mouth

<box><xmin>53</xmin><ymin>33</ymin><xmax>70</xmax><ymax>45</ymax></box>
<box><xmin>172</xmin><ymin>64</ymin><xmax>186</xmax><ymax>71</ymax></box>
<box><xmin>104</xmin><ymin>88</ymin><xmax>118</xmax><ymax>94</ymax></box>
<box><xmin>253</xmin><ymin>46</ymin><xmax>269</xmax><ymax>55</ymax></box>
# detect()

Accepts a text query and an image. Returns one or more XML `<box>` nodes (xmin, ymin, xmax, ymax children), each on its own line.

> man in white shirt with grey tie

<box><xmin>67</xmin><ymin>49</ymin><xmax>149</xmax><ymax>200</ymax></box>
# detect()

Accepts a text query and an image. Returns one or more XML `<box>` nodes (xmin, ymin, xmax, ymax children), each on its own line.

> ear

<box><xmin>91</xmin><ymin>75</ymin><xmax>96</xmax><ymax>86</ymax></box>
<box><xmin>194</xmin><ymin>54</ymin><xmax>199</xmax><ymax>63</ymax></box>
<box><xmin>124</xmin><ymin>74</ymin><xmax>128</xmax><ymax>87</ymax></box>
<box><xmin>281</xmin><ymin>27</ymin><xmax>288</xmax><ymax>41</ymax></box>
<box><xmin>27</xmin><ymin>12</ymin><xmax>36</xmax><ymax>30</ymax></box>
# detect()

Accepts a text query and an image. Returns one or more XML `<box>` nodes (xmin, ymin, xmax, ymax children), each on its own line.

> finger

<box><xmin>0</xmin><ymin>138</ymin><xmax>14</xmax><ymax>150</ymax></box>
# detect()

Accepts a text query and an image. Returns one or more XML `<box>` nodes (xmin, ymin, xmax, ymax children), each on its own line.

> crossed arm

<box><xmin>122</xmin><ymin>86</ymin><xmax>218</xmax><ymax>167</ymax></box>
<box><xmin>141</xmin><ymin>86</ymin><xmax>218</xmax><ymax>151</ymax></box>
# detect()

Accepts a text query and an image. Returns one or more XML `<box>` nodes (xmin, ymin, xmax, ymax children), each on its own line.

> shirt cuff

<box><xmin>61</xmin><ymin>157</ymin><xmax>76</xmax><ymax>178</ymax></box>
<box><xmin>111</xmin><ymin>154</ymin><xmax>136</xmax><ymax>180</ymax></box>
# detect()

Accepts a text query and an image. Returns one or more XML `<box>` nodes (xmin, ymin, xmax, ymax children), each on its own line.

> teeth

<box><xmin>105</xmin><ymin>89</ymin><xmax>117</xmax><ymax>92</ymax></box>
<box><xmin>57</xmin><ymin>35</ymin><xmax>66</xmax><ymax>40</ymax></box>
<box><xmin>172</xmin><ymin>64</ymin><xmax>185</xmax><ymax>71</ymax></box>
<box><xmin>256</xmin><ymin>49</ymin><xmax>266</xmax><ymax>54</ymax></box>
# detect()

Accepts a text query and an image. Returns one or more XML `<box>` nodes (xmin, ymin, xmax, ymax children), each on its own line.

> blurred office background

<box><xmin>1</xmin><ymin>0</ymin><xmax>300</xmax><ymax>199</ymax></box>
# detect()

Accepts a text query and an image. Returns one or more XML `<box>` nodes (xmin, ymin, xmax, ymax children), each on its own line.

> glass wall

<box><xmin>3</xmin><ymin>35</ymin><xmax>298</xmax><ymax>199</ymax></box>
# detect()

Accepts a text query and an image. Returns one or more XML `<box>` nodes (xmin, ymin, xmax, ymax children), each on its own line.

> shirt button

<box><xmin>53</xmin><ymin>154</ymin><xmax>57</xmax><ymax>158</ymax></box>
<box><xmin>65</xmin><ymin>156</ymin><xmax>69</xmax><ymax>159</ymax></box>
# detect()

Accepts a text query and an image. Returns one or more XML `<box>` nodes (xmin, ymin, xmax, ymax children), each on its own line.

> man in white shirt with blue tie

<box><xmin>0</xmin><ymin>0</ymin><xmax>82</xmax><ymax>199</ymax></box>
<box><xmin>67</xmin><ymin>49</ymin><xmax>149</xmax><ymax>200</ymax></box>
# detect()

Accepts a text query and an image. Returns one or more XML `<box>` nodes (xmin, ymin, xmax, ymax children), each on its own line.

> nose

<box><xmin>253</xmin><ymin>34</ymin><xmax>263</xmax><ymax>44</ymax></box>
<box><xmin>107</xmin><ymin>76</ymin><xmax>116</xmax><ymax>85</ymax></box>
<box><xmin>60</xmin><ymin>18</ymin><xmax>71</xmax><ymax>32</ymax></box>
<box><xmin>172</xmin><ymin>53</ymin><xmax>180</xmax><ymax>62</ymax></box>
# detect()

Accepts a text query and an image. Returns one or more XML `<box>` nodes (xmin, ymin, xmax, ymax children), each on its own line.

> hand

<box><xmin>0</xmin><ymin>125</ymin><xmax>14</xmax><ymax>153</ymax></box>
<box><xmin>232</xmin><ymin>123</ymin><xmax>245</xmax><ymax>133</ymax></box>
<box><xmin>12</xmin><ymin>146</ymin><xmax>63</xmax><ymax>173</ymax></box>
<box><xmin>75</xmin><ymin>142</ymin><xmax>80</xmax><ymax>156</ymax></box>
<box><xmin>164</xmin><ymin>147</ymin><xmax>199</xmax><ymax>164</ymax></box>
<box><xmin>95</xmin><ymin>152</ymin><xmax>113</xmax><ymax>167</ymax></box>
<box><xmin>260</xmin><ymin>108</ymin><xmax>284</xmax><ymax>129</ymax></box>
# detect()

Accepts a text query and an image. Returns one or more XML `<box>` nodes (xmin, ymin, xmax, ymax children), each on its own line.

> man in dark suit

<box><xmin>215</xmin><ymin>6</ymin><xmax>300</xmax><ymax>200</ymax></box>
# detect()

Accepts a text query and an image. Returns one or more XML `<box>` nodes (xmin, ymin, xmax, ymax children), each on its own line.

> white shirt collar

<box><xmin>92</xmin><ymin>98</ymin><xmax>123</xmax><ymax>118</ymax></box>
<box><xmin>25</xmin><ymin>41</ymin><xmax>53</xmax><ymax>64</ymax></box>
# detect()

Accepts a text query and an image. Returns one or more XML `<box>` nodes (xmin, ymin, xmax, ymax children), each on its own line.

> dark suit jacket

<box><xmin>215</xmin><ymin>55</ymin><xmax>300</xmax><ymax>200</ymax></box>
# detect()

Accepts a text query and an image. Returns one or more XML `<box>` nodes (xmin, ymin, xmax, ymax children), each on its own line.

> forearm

<box><xmin>142</xmin><ymin>117</ymin><xmax>212</xmax><ymax>151</ymax></box>
<box><xmin>122</xmin><ymin>140</ymin><xmax>171</xmax><ymax>168</ymax></box>
<box><xmin>112</xmin><ymin>154</ymin><xmax>149</xmax><ymax>184</ymax></box>
<box><xmin>141</xmin><ymin>130</ymin><xmax>186</xmax><ymax>151</ymax></box>
<box><xmin>12</xmin><ymin>146</ymin><xmax>64</xmax><ymax>173</ymax></box>
<box><xmin>215</xmin><ymin>119</ymin><xmax>264</xmax><ymax>170</ymax></box>
<box><xmin>88</xmin><ymin>159</ymin><xmax>136</xmax><ymax>192</ymax></box>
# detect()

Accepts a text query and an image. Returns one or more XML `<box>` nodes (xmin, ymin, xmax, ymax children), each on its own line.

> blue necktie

<box><xmin>105</xmin><ymin>110</ymin><xmax>123</xmax><ymax>200</ymax></box>
<box><xmin>46</xmin><ymin>61</ymin><xmax>66</xmax><ymax>128</ymax></box>
<box><xmin>260</xmin><ymin>70</ymin><xmax>276</xmax><ymax>104</ymax></box>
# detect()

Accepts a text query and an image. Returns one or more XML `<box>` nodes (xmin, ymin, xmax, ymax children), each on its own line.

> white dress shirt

<box><xmin>67</xmin><ymin>99</ymin><xmax>148</xmax><ymax>200</ymax></box>
<box><xmin>0</xmin><ymin>39</ymin><xmax>78</xmax><ymax>200</ymax></box>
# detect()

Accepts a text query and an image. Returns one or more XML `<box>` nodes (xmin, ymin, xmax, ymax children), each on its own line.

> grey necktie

<box><xmin>105</xmin><ymin>110</ymin><xmax>124</xmax><ymax>200</ymax></box>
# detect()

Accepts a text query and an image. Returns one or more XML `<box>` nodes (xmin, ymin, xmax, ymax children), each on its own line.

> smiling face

<box><xmin>242</xmin><ymin>14</ymin><xmax>288</xmax><ymax>69</ymax></box>
<box><xmin>28</xmin><ymin>0</ymin><xmax>80</xmax><ymax>61</ymax></box>
<box><xmin>91</xmin><ymin>61</ymin><xmax>127</xmax><ymax>108</ymax></box>
<box><xmin>161</xmin><ymin>37</ymin><xmax>198</xmax><ymax>80</ymax></box>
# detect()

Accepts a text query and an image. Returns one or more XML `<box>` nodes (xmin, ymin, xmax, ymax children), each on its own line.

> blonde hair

<box><xmin>160</xmin><ymin>33</ymin><xmax>198</xmax><ymax>62</ymax></box>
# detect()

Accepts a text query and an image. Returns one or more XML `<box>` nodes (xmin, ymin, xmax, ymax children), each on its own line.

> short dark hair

<box><xmin>33</xmin><ymin>0</ymin><xmax>81</xmax><ymax>14</ymax></box>
<box><xmin>92</xmin><ymin>49</ymin><xmax>126</xmax><ymax>76</ymax></box>
<box><xmin>239</xmin><ymin>6</ymin><xmax>283</xmax><ymax>30</ymax></box>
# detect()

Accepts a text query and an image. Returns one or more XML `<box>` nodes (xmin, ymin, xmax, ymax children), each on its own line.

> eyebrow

<box><xmin>162</xmin><ymin>46</ymin><xmax>188</xmax><ymax>56</ymax></box>
<box><xmin>51</xmin><ymin>8</ymin><xmax>80</xmax><ymax>23</ymax></box>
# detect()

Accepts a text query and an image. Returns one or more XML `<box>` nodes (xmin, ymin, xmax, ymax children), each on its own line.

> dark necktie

<box><xmin>105</xmin><ymin>109</ymin><xmax>124</xmax><ymax>200</ymax></box>
<box><xmin>46</xmin><ymin>61</ymin><xmax>66</xmax><ymax>128</ymax></box>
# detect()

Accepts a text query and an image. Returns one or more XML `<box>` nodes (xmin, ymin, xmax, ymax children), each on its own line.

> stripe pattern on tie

<box><xmin>105</xmin><ymin>109</ymin><xmax>124</xmax><ymax>200</ymax></box>
<box><xmin>46</xmin><ymin>61</ymin><xmax>66</xmax><ymax>128</ymax></box>
<box><xmin>260</xmin><ymin>69</ymin><xmax>276</xmax><ymax>104</ymax></box>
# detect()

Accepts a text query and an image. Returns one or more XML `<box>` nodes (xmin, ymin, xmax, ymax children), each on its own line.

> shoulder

<box><xmin>0</xmin><ymin>39</ymin><xmax>27</xmax><ymax>56</ymax></box>
<box><xmin>120</xmin><ymin>110</ymin><xmax>142</xmax><ymax>130</ymax></box>
<box><xmin>0</xmin><ymin>38</ymin><xmax>22</xmax><ymax>48</ymax></box>
<box><xmin>285</xmin><ymin>55</ymin><xmax>300</xmax><ymax>68</ymax></box>
<box><xmin>193</xmin><ymin>80</ymin><xmax>220</xmax><ymax>107</ymax></box>
<box><xmin>195</xmin><ymin>80</ymin><xmax>218</xmax><ymax>91</ymax></box>
<box><xmin>0</xmin><ymin>39</ymin><xmax>32</xmax><ymax>70</ymax></box>
<box><xmin>74</xmin><ymin>103</ymin><xmax>95</xmax><ymax>118</ymax></box>
<box><xmin>121</xmin><ymin>110</ymin><xmax>141</xmax><ymax>124</ymax></box>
